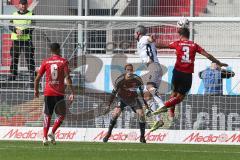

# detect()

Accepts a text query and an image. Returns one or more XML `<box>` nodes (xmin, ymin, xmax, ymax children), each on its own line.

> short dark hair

<box><xmin>146</xmin><ymin>82</ymin><xmax>157</xmax><ymax>88</ymax></box>
<box><xmin>19</xmin><ymin>0</ymin><xmax>28</xmax><ymax>4</ymax></box>
<box><xmin>178</xmin><ymin>27</ymin><xmax>190</xmax><ymax>39</ymax></box>
<box><xmin>50</xmin><ymin>43</ymin><xmax>61</xmax><ymax>54</ymax></box>
<box><xmin>124</xmin><ymin>63</ymin><xmax>133</xmax><ymax>70</ymax></box>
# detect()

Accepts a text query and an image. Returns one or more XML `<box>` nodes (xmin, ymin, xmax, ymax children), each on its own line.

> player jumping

<box><xmin>134</xmin><ymin>25</ymin><xmax>164</xmax><ymax>131</ymax></box>
<box><xmin>153</xmin><ymin>27</ymin><xmax>228</xmax><ymax>118</ymax></box>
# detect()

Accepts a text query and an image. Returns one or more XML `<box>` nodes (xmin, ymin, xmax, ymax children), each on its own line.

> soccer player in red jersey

<box><xmin>153</xmin><ymin>27</ymin><xmax>228</xmax><ymax>118</ymax></box>
<box><xmin>34</xmin><ymin>43</ymin><xmax>74</xmax><ymax>145</ymax></box>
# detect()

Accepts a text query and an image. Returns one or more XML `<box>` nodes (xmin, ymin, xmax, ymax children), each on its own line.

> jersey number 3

<box><xmin>181</xmin><ymin>46</ymin><xmax>191</xmax><ymax>63</ymax></box>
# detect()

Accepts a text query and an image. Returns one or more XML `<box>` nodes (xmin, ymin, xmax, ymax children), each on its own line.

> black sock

<box><xmin>107</xmin><ymin>119</ymin><xmax>117</xmax><ymax>135</ymax></box>
<box><xmin>139</xmin><ymin>122</ymin><xmax>146</xmax><ymax>138</ymax></box>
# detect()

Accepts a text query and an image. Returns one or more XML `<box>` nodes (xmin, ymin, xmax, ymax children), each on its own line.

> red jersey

<box><xmin>168</xmin><ymin>40</ymin><xmax>204</xmax><ymax>73</ymax></box>
<box><xmin>38</xmin><ymin>55</ymin><xmax>70</xmax><ymax>96</ymax></box>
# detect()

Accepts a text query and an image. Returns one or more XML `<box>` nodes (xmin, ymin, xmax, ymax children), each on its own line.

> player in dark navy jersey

<box><xmin>103</xmin><ymin>64</ymin><xmax>148</xmax><ymax>143</ymax></box>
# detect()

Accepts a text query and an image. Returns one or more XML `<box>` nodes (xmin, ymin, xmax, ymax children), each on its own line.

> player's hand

<box><xmin>145</xmin><ymin>108</ymin><xmax>152</xmax><ymax>117</ymax></box>
<box><xmin>67</xmin><ymin>93</ymin><xmax>74</xmax><ymax>105</ymax></box>
<box><xmin>219</xmin><ymin>63</ymin><xmax>228</xmax><ymax>67</ymax></box>
<box><xmin>34</xmin><ymin>90</ymin><xmax>39</xmax><ymax>98</ymax></box>
<box><xmin>16</xmin><ymin>29</ymin><xmax>22</xmax><ymax>35</ymax></box>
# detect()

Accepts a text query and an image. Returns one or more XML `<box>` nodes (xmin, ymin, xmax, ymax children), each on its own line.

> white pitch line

<box><xmin>0</xmin><ymin>145</ymin><xmax>240</xmax><ymax>154</ymax></box>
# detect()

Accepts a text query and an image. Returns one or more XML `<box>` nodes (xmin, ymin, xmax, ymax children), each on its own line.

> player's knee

<box><xmin>111</xmin><ymin>113</ymin><xmax>118</xmax><ymax>119</ymax></box>
<box><xmin>136</xmin><ymin>110</ymin><xmax>145</xmax><ymax>123</ymax></box>
<box><xmin>112</xmin><ymin>109</ymin><xmax>121</xmax><ymax>119</ymax></box>
<box><xmin>138</xmin><ymin>114</ymin><xmax>145</xmax><ymax>123</ymax></box>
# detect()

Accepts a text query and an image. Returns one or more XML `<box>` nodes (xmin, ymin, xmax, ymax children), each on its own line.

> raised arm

<box><xmin>155</xmin><ymin>42</ymin><xmax>170</xmax><ymax>49</ymax></box>
<box><xmin>199</xmin><ymin>50</ymin><xmax>228</xmax><ymax>67</ymax></box>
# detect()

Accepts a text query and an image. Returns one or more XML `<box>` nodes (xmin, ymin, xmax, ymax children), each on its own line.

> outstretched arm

<box><xmin>199</xmin><ymin>50</ymin><xmax>228</xmax><ymax>67</ymax></box>
<box><xmin>155</xmin><ymin>42</ymin><xmax>169</xmax><ymax>49</ymax></box>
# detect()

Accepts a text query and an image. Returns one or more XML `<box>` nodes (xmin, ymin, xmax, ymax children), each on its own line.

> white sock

<box><xmin>148</xmin><ymin>87</ymin><xmax>165</xmax><ymax>108</ymax></box>
<box><xmin>148</xmin><ymin>100</ymin><xmax>161</xmax><ymax>120</ymax></box>
<box><xmin>155</xmin><ymin>115</ymin><xmax>161</xmax><ymax>121</ymax></box>
<box><xmin>153</xmin><ymin>94</ymin><xmax>164</xmax><ymax>108</ymax></box>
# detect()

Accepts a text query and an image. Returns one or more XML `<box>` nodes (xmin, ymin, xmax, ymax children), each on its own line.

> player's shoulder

<box><xmin>40</xmin><ymin>57</ymin><xmax>48</xmax><ymax>65</ymax></box>
<box><xmin>139</xmin><ymin>35</ymin><xmax>150</xmax><ymax>42</ymax></box>
<box><xmin>115</xmin><ymin>74</ymin><xmax>125</xmax><ymax>82</ymax></box>
<box><xmin>133</xmin><ymin>74</ymin><xmax>141</xmax><ymax>78</ymax></box>
<box><xmin>133</xmin><ymin>74</ymin><xmax>143</xmax><ymax>82</ymax></box>
<box><xmin>170</xmin><ymin>40</ymin><xmax>180</xmax><ymax>45</ymax></box>
<box><xmin>59</xmin><ymin>56</ymin><xmax>69</xmax><ymax>64</ymax></box>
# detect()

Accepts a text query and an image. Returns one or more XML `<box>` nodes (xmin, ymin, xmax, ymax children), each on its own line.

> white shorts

<box><xmin>146</xmin><ymin>62</ymin><xmax>162</xmax><ymax>88</ymax></box>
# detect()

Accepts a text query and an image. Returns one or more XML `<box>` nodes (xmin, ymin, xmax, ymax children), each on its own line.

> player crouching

<box><xmin>103</xmin><ymin>64</ymin><xmax>147</xmax><ymax>143</ymax></box>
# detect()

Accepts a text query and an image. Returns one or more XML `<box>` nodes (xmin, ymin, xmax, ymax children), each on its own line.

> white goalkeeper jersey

<box><xmin>137</xmin><ymin>35</ymin><xmax>159</xmax><ymax>64</ymax></box>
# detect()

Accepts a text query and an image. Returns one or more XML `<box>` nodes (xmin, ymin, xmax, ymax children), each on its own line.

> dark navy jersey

<box><xmin>112</xmin><ymin>73</ymin><xmax>144</xmax><ymax>100</ymax></box>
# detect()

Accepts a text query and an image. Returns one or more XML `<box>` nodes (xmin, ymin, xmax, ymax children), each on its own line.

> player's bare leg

<box><xmin>136</xmin><ymin>108</ymin><xmax>146</xmax><ymax>143</ymax></box>
<box><xmin>103</xmin><ymin>107</ymin><xmax>121</xmax><ymax>143</ymax></box>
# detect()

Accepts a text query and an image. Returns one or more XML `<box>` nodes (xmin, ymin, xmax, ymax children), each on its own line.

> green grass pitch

<box><xmin>0</xmin><ymin>141</ymin><xmax>240</xmax><ymax>160</ymax></box>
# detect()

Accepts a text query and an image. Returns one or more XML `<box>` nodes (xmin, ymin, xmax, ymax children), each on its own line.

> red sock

<box><xmin>52</xmin><ymin>115</ymin><xmax>65</xmax><ymax>134</ymax></box>
<box><xmin>43</xmin><ymin>114</ymin><xmax>51</xmax><ymax>138</ymax></box>
<box><xmin>164</xmin><ymin>97</ymin><xmax>181</xmax><ymax>108</ymax></box>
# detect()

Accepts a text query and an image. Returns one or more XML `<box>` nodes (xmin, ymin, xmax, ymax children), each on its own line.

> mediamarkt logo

<box><xmin>93</xmin><ymin>131</ymin><xmax>167</xmax><ymax>142</ymax></box>
<box><xmin>3</xmin><ymin>129</ymin><xmax>77</xmax><ymax>140</ymax></box>
<box><xmin>183</xmin><ymin>132</ymin><xmax>240</xmax><ymax>143</ymax></box>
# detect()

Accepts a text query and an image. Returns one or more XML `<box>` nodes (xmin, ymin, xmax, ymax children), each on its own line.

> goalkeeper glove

<box><xmin>145</xmin><ymin>108</ymin><xmax>152</xmax><ymax>117</ymax></box>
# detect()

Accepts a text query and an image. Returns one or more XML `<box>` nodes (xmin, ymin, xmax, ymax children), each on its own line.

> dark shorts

<box><xmin>44</xmin><ymin>96</ymin><xmax>66</xmax><ymax>115</ymax></box>
<box><xmin>171</xmin><ymin>69</ymin><xmax>192</xmax><ymax>95</ymax></box>
<box><xmin>115</xmin><ymin>97</ymin><xmax>143</xmax><ymax>112</ymax></box>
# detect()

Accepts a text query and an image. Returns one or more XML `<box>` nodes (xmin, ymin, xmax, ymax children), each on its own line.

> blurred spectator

<box><xmin>208</xmin><ymin>0</ymin><xmax>217</xmax><ymax>5</ymax></box>
<box><xmin>7</xmin><ymin>0</ymin><xmax>11</xmax><ymax>5</ymax></box>
<box><xmin>199</xmin><ymin>62</ymin><xmax>235</xmax><ymax>95</ymax></box>
<box><xmin>8</xmin><ymin>0</ymin><xmax>35</xmax><ymax>81</ymax></box>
